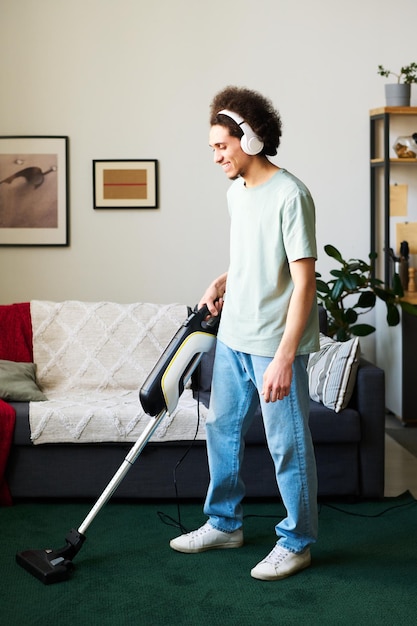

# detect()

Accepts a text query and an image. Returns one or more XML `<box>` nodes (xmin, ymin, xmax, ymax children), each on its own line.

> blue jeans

<box><xmin>203</xmin><ymin>340</ymin><xmax>318</xmax><ymax>553</ymax></box>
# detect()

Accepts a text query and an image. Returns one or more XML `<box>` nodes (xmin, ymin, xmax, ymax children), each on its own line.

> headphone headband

<box><xmin>218</xmin><ymin>109</ymin><xmax>264</xmax><ymax>156</ymax></box>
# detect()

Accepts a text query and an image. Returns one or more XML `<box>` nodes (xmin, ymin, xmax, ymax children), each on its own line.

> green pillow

<box><xmin>0</xmin><ymin>359</ymin><xmax>47</xmax><ymax>402</ymax></box>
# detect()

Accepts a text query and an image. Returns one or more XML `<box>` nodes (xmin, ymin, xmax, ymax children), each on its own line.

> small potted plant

<box><xmin>377</xmin><ymin>63</ymin><xmax>417</xmax><ymax>106</ymax></box>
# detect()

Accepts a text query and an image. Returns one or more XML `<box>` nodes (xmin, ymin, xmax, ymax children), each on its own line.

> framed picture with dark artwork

<box><xmin>0</xmin><ymin>136</ymin><xmax>69</xmax><ymax>246</ymax></box>
<box><xmin>93</xmin><ymin>159</ymin><xmax>158</xmax><ymax>209</ymax></box>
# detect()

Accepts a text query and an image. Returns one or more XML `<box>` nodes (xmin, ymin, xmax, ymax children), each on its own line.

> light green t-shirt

<box><xmin>218</xmin><ymin>168</ymin><xmax>319</xmax><ymax>357</ymax></box>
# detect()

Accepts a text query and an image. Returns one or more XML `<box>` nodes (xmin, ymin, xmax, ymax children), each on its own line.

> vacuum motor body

<box><xmin>139</xmin><ymin>305</ymin><xmax>220</xmax><ymax>416</ymax></box>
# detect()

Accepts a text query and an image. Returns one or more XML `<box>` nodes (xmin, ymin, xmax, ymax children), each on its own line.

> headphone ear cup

<box><xmin>241</xmin><ymin>134</ymin><xmax>264</xmax><ymax>156</ymax></box>
<box><xmin>218</xmin><ymin>110</ymin><xmax>264</xmax><ymax>155</ymax></box>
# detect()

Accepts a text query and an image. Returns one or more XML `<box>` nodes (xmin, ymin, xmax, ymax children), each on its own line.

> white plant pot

<box><xmin>385</xmin><ymin>83</ymin><xmax>411</xmax><ymax>107</ymax></box>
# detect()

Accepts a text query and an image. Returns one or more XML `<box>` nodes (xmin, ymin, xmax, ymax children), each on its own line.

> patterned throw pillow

<box><xmin>307</xmin><ymin>333</ymin><xmax>360</xmax><ymax>413</ymax></box>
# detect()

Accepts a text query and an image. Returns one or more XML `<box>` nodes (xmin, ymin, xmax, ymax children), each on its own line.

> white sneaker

<box><xmin>251</xmin><ymin>544</ymin><xmax>311</xmax><ymax>581</ymax></box>
<box><xmin>169</xmin><ymin>522</ymin><xmax>244</xmax><ymax>553</ymax></box>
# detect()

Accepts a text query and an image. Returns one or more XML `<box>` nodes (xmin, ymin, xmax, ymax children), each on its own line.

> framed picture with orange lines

<box><xmin>93</xmin><ymin>159</ymin><xmax>158</xmax><ymax>209</ymax></box>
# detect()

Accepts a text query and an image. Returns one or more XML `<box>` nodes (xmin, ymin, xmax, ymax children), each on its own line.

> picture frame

<box><xmin>93</xmin><ymin>159</ymin><xmax>158</xmax><ymax>209</ymax></box>
<box><xmin>0</xmin><ymin>136</ymin><xmax>69</xmax><ymax>246</ymax></box>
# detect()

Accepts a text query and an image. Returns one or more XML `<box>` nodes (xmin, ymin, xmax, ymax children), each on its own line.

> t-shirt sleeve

<box><xmin>282</xmin><ymin>190</ymin><xmax>317</xmax><ymax>262</ymax></box>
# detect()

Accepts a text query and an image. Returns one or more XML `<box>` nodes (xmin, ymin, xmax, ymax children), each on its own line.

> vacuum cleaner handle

<box><xmin>139</xmin><ymin>303</ymin><xmax>220</xmax><ymax>416</ymax></box>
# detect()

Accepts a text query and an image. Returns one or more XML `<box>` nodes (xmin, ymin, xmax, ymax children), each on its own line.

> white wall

<box><xmin>1</xmin><ymin>0</ymin><xmax>417</xmax><ymax>358</ymax></box>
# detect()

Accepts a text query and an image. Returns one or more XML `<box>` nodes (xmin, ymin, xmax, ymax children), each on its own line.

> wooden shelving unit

<box><xmin>370</xmin><ymin>107</ymin><xmax>417</xmax><ymax>287</ymax></box>
<box><xmin>371</xmin><ymin>107</ymin><xmax>417</xmax><ymax>423</ymax></box>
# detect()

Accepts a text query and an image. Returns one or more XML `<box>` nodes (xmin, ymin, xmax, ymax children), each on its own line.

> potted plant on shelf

<box><xmin>315</xmin><ymin>244</ymin><xmax>417</xmax><ymax>341</ymax></box>
<box><xmin>377</xmin><ymin>62</ymin><xmax>417</xmax><ymax>107</ymax></box>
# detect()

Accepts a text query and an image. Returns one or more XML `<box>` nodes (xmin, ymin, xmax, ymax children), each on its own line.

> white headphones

<box><xmin>218</xmin><ymin>109</ymin><xmax>264</xmax><ymax>156</ymax></box>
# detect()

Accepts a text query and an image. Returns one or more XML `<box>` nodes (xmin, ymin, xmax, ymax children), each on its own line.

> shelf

<box><xmin>402</xmin><ymin>292</ymin><xmax>417</xmax><ymax>305</ymax></box>
<box><xmin>370</xmin><ymin>107</ymin><xmax>417</xmax><ymax>117</ymax></box>
<box><xmin>371</xmin><ymin>158</ymin><xmax>417</xmax><ymax>165</ymax></box>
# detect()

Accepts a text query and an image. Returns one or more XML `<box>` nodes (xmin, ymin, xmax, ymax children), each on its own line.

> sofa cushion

<box><xmin>0</xmin><ymin>360</ymin><xmax>47</xmax><ymax>402</ymax></box>
<box><xmin>307</xmin><ymin>334</ymin><xmax>360</xmax><ymax>413</ymax></box>
<box><xmin>308</xmin><ymin>399</ymin><xmax>361</xmax><ymax>443</ymax></box>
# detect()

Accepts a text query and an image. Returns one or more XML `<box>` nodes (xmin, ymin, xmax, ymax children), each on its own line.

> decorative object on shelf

<box><xmin>0</xmin><ymin>136</ymin><xmax>69</xmax><ymax>246</ymax></box>
<box><xmin>93</xmin><ymin>159</ymin><xmax>158</xmax><ymax>209</ymax></box>
<box><xmin>408</xmin><ymin>267</ymin><xmax>416</xmax><ymax>293</ymax></box>
<box><xmin>393</xmin><ymin>133</ymin><xmax>417</xmax><ymax>158</ymax></box>
<box><xmin>390</xmin><ymin>184</ymin><xmax>408</xmax><ymax>216</ymax></box>
<box><xmin>399</xmin><ymin>241</ymin><xmax>409</xmax><ymax>291</ymax></box>
<box><xmin>377</xmin><ymin>63</ymin><xmax>417</xmax><ymax>107</ymax></box>
<box><xmin>315</xmin><ymin>244</ymin><xmax>417</xmax><ymax>341</ymax></box>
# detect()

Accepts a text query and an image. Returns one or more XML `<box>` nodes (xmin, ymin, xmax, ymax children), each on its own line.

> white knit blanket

<box><xmin>29</xmin><ymin>301</ymin><xmax>209</xmax><ymax>445</ymax></box>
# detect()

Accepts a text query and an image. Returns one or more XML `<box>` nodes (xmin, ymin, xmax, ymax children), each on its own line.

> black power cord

<box><xmin>157</xmin><ymin>368</ymin><xmax>203</xmax><ymax>534</ymax></box>
<box><xmin>319</xmin><ymin>495</ymin><xmax>417</xmax><ymax>518</ymax></box>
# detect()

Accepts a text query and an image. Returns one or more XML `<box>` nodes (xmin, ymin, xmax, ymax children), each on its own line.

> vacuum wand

<box><xmin>78</xmin><ymin>408</ymin><xmax>167</xmax><ymax>535</ymax></box>
<box><xmin>16</xmin><ymin>303</ymin><xmax>220</xmax><ymax>584</ymax></box>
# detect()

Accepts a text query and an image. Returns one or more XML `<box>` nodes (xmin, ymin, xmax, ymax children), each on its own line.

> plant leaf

<box><xmin>373</xmin><ymin>286</ymin><xmax>389</xmax><ymax>302</ymax></box>
<box><xmin>343</xmin><ymin>273</ymin><xmax>360</xmax><ymax>290</ymax></box>
<box><xmin>324</xmin><ymin>244</ymin><xmax>343</xmax><ymax>263</ymax></box>
<box><xmin>346</xmin><ymin>261</ymin><xmax>366</xmax><ymax>273</ymax></box>
<box><xmin>344</xmin><ymin>308</ymin><xmax>358</xmax><ymax>324</ymax></box>
<box><xmin>316</xmin><ymin>279</ymin><xmax>330</xmax><ymax>295</ymax></box>
<box><xmin>350</xmin><ymin>323</ymin><xmax>376</xmax><ymax>337</ymax></box>
<box><xmin>386</xmin><ymin>303</ymin><xmax>400</xmax><ymax>326</ymax></box>
<box><xmin>356</xmin><ymin>291</ymin><xmax>376</xmax><ymax>308</ymax></box>
<box><xmin>331</xmin><ymin>278</ymin><xmax>345</xmax><ymax>300</ymax></box>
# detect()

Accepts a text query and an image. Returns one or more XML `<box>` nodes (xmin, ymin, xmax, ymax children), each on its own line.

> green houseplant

<box><xmin>377</xmin><ymin>62</ymin><xmax>417</xmax><ymax>84</ymax></box>
<box><xmin>377</xmin><ymin>63</ymin><xmax>417</xmax><ymax>106</ymax></box>
<box><xmin>315</xmin><ymin>244</ymin><xmax>417</xmax><ymax>341</ymax></box>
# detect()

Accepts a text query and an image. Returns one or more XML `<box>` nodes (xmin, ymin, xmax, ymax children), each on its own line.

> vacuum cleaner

<box><xmin>16</xmin><ymin>303</ymin><xmax>220</xmax><ymax>584</ymax></box>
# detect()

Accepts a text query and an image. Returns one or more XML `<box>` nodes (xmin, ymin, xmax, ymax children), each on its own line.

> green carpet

<box><xmin>1</xmin><ymin>494</ymin><xmax>417</xmax><ymax>625</ymax></box>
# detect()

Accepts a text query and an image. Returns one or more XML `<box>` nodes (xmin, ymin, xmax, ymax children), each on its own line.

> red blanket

<box><xmin>0</xmin><ymin>400</ymin><xmax>15</xmax><ymax>505</ymax></box>
<box><xmin>0</xmin><ymin>302</ymin><xmax>32</xmax><ymax>505</ymax></box>
<box><xmin>0</xmin><ymin>302</ymin><xmax>33</xmax><ymax>362</ymax></box>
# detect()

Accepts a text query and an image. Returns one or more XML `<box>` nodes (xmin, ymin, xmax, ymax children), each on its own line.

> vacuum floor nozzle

<box><xmin>16</xmin><ymin>528</ymin><xmax>85</xmax><ymax>584</ymax></box>
<box><xmin>16</xmin><ymin>549</ymin><xmax>74</xmax><ymax>584</ymax></box>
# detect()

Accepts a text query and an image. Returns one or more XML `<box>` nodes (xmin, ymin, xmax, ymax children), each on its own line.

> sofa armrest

<box><xmin>350</xmin><ymin>357</ymin><xmax>385</xmax><ymax>498</ymax></box>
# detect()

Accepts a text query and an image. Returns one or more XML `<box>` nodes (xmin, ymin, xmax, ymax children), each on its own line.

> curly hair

<box><xmin>209</xmin><ymin>86</ymin><xmax>282</xmax><ymax>156</ymax></box>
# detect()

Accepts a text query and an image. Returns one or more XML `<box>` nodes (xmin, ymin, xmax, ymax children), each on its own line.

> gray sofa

<box><xmin>5</xmin><ymin>307</ymin><xmax>385</xmax><ymax>501</ymax></box>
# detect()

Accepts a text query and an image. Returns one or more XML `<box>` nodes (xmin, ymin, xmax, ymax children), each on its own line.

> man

<box><xmin>170</xmin><ymin>86</ymin><xmax>319</xmax><ymax>581</ymax></box>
